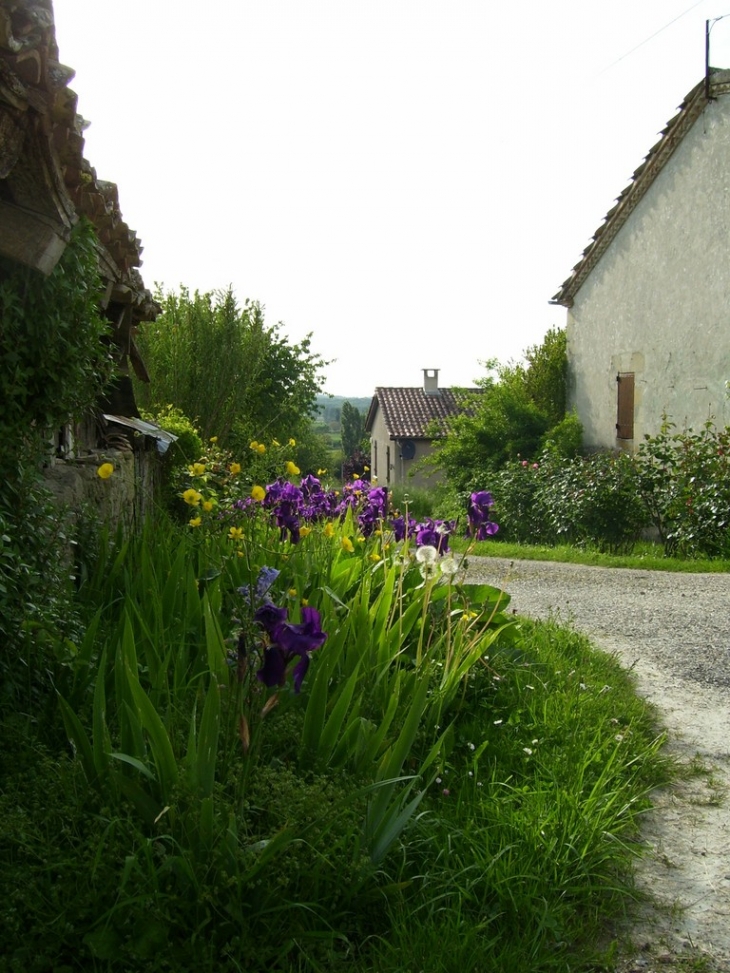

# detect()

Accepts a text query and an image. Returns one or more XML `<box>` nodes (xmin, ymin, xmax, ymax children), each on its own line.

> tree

<box><xmin>340</xmin><ymin>401</ymin><xmax>365</xmax><ymax>460</ymax></box>
<box><xmin>430</xmin><ymin>328</ymin><xmax>568</xmax><ymax>491</ymax></box>
<box><xmin>134</xmin><ymin>287</ymin><xmax>328</xmax><ymax>451</ymax></box>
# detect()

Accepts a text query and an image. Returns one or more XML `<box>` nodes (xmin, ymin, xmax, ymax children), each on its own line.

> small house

<box><xmin>365</xmin><ymin>369</ymin><xmax>471</xmax><ymax>488</ymax></box>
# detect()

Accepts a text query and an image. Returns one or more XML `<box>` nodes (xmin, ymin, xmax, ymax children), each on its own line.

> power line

<box><xmin>599</xmin><ymin>0</ymin><xmax>711</xmax><ymax>74</ymax></box>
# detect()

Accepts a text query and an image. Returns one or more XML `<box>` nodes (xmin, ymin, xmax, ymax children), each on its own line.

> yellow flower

<box><xmin>96</xmin><ymin>462</ymin><xmax>114</xmax><ymax>479</ymax></box>
<box><xmin>288</xmin><ymin>438</ymin><xmax>296</xmax><ymax>447</ymax></box>
<box><xmin>299</xmin><ymin>525</ymin><xmax>312</xmax><ymax>538</ymax></box>
<box><xmin>289</xmin><ymin>588</ymin><xmax>298</xmax><ymax>598</ymax></box>
<box><xmin>250</xmin><ymin>484</ymin><xmax>266</xmax><ymax>502</ymax></box>
<box><xmin>369</xmin><ymin>552</ymin><xmax>382</xmax><ymax>562</ymax></box>
<box><xmin>202</xmin><ymin>500</ymin><xmax>214</xmax><ymax>512</ymax></box>
<box><xmin>249</xmin><ymin>440</ymin><xmax>259</xmax><ymax>451</ymax></box>
<box><xmin>189</xmin><ymin>463</ymin><xmax>206</xmax><ymax>476</ymax></box>
<box><xmin>257</xmin><ymin>443</ymin><xmax>266</xmax><ymax>454</ymax></box>
<box><xmin>271</xmin><ymin>439</ymin><xmax>280</xmax><ymax>447</ymax></box>
<box><xmin>341</xmin><ymin>536</ymin><xmax>354</xmax><ymax>553</ymax></box>
<box><xmin>229</xmin><ymin>462</ymin><xmax>241</xmax><ymax>475</ymax></box>
<box><xmin>286</xmin><ymin>461</ymin><xmax>300</xmax><ymax>476</ymax></box>
<box><xmin>182</xmin><ymin>488</ymin><xmax>202</xmax><ymax>506</ymax></box>
<box><xmin>302</xmin><ymin>598</ymin><xmax>309</xmax><ymax>606</ymax></box>
<box><xmin>363</xmin><ymin>465</ymin><xmax>370</xmax><ymax>472</ymax></box>
<box><xmin>228</xmin><ymin>526</ymin><xmax>244</xmax><ymax>542</ymax></box>
<box><xmin>317</xmin><ymin>468</ymin><xmax>327</xmax><ymax>476</ymax></box>
<box><xmin>189</xmin><ymin>516</ymin><xmax>202</xmax><ymax>528</ymax></box>
<box><xmin>323</xmin><ymin>522</ymin><xmax>335</xmax><ymax>538</ymax></box>
<box><xmin>209</xmin><ymin>436</ymin><xmax>218</xmax><ymax>443</ymax></box>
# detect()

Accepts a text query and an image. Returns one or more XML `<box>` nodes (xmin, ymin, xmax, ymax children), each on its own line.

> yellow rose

<box><xmin>96</xmin><ymin>463</ymin><xmax>114</xmax><ymax>479</ymax></box>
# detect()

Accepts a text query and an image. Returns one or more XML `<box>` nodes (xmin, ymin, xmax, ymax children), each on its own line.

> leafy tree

<box><xmin>134</xmin><ymin>287</ymin><xmax>328</xmax><ymax>453</ymax></box>
<box><xmin>431</xmin><ymin>328</ymin><xmax>568</xmax><ymax>491</ymax></box>
<box><xmin>340</xmin><ymin>401</ymin><xmax>365</xmax><ymax>460</ymax></box>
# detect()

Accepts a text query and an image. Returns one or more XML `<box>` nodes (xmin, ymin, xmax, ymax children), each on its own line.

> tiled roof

<box><xmin>552</xmin><ymin>68</ymin><xmax>730</xmax><ymax>308</ymax></box>
<box><xmin>0</xmin><ymin>0</ymin><xmax>156</xmax><ymax>320</ymax></box>
<box><xmin>365</xmin><ymin>386</ymin><xmax>474</xmax><ymax>439</ymax></box>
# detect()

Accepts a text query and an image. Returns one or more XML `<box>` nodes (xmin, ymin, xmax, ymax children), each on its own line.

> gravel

<box><xmin>465</xmin><ymin>556</ymin><xmax>730</xmax><ymax>973</ymax></box>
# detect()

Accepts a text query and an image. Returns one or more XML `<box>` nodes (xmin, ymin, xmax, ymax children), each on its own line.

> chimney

<box><xmin>423</xmin><ymin>368</ymin><xmax>440</xmax><ymax>395</ymax></box>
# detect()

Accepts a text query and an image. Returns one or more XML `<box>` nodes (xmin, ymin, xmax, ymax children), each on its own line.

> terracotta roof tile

<box><xmin>366</xmin><ymin>386</ymin><xmax>475</xmax><ymax>439</ymax></box>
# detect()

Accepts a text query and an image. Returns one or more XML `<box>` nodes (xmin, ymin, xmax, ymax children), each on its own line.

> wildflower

<box><xmin>317</xmin><ymin>468</ymin><xmax>327</xmax><ymax>475</ymax></box>
<box><xmin>189</xmin><ymin>463</ymin><xmax>206</xmax><ymax>476</ymax></box>
<box><xmin>182</xmin><ymin>488</ymin><xmax>203</xmax><ymax>506</ymax></box>
<box><xmin>341</xmin><ymin>536</ymin><xmax>354</xmax><ymax>553</ymax></box>
<box><xmin>202</xmin><ymin>500</ymin><xmax>214</xmax><ymax>512</ymax></box>
<box><xmin>286</xmin><ymin>461</ymin><xmax>300</xmax><ymax>476</ymax></box>
<box><xmin>416</xmin><ymin>545</ymin><xmax>439</xmax><ymax>565</ymax></box>
<box><xmin>229</xmin><ymin>462</ymin><xmax>242</xmax><ymax>475</ymax></box>
<box><xmin>189</xmin><ymin>516</ymin><xmax>202</xmax><ymax>528</ymax></box>
<box><xmin>228</xmin><ymin>527</ymin><xmax>244</xmax><ymax>541</ymax></box>
<box><xmin>369</xmin><ymin>552</ymin><xmax>382</xmax><ymax>562</ymax></box>
<box><xmin>255</xmin><ymin>604</ymin><xmax>327</xmax><ymax>692</ymax></box>
<box><xmin>209</xmin><ymin>436</ymin><xmax>218</xmax><ymax>443</ymax></box>
<box><xmin>272</xmin><ymin>439</ymin><xmax>280</xmax><ymax>446</ymax></box>
<box><xmin>323</xmin><ymin>522</ymin><xmax>335</xmax><ymax>538</ymax></box>
<box><xmin>523</xmin><ymin>747</ymin><xmax>533</xmax><ymax>756</ymax></box>
<box><xmin>250</xmin><ymin>440</ymin><xmax>259</xmax><ymax>451</ymax></box>
<box><xmin>96</xmin><ymin>462</ymin><xmax>114</xmax><ymax>479</ymax></box>
<box><xmin>419</xmin><ymin>562</ymin><xmax>439</xmax><ymax>581</ymax></box>
<box><xmin>257</xmin><ymin>443</ymin><xmax>266</xmax><ymax>454</ymax></box>
<box><xmin>251</xmin><ymin>485</ymin><xmax>266</xmax><ymax>502</ymax></box>
<box><xmin>288</xmin><ymin>588</ymin><xmax>298</xmax><ymax>598</ymax></box>
<box><xmin>288</xmin><ymin>438</ymin><xmax>296</xmax><ymax>447</ymax></box>
<box><xmin>299</xmin><ymin>525</ymin><xmax>312</xmax><ymax>538</ymax></box>
<box><xmin>440</xmin><ymin>555</ymin><xmax>459</xmax><ymax>577</ymax></box>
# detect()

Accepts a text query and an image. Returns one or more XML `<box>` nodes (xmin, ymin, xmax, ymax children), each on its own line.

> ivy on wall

<box><xmin>0</xmin><ymin>219</ymin><xmax>114</xmax><ymax>461</ymax></box>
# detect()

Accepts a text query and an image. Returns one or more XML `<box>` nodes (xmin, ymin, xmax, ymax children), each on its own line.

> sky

<box><xmin>52</xmin><ymin>0</ymin><xmax>730</xmax><ymax>396</ymax></box>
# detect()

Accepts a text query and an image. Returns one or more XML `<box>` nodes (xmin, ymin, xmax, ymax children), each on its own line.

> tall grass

<box><xmin>0</xmin><ymin>504</ymin><xmax>671</xmax><ymax>972</ymax></box>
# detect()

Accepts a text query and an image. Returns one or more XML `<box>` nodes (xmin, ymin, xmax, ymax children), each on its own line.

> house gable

<box><xmin>552</xmin><ymin>68</ymin><xmax>730</xmax><ymax>451</ymax></box>
<box><xmin>365</xmin><ymin>371</ymin><xmax>475</xmax><ymax>487</ymax></box>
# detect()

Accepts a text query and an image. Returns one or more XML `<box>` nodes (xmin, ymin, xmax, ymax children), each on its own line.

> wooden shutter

<box><xmin>616</xmin><ymin>373</ymin><xmax>635</xmax><ymax>440</ymax></box>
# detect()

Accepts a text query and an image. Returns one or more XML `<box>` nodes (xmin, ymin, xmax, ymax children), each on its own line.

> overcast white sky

<box><xmin>52</xmin><ymin>1</ymin><xmax>730</xmax><ymax>396</ymax></box>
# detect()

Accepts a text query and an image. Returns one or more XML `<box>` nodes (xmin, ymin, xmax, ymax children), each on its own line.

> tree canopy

<box><xmin>134</xmin><ymin>287</ymin><xmax>328</xmax><ymax>451</ymax></box>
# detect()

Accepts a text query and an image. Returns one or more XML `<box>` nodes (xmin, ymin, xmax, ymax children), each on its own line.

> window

<box><xmin>616</xmin><ymin>372</ymin><xmax>635</xmax><ymax>440</ymax></box>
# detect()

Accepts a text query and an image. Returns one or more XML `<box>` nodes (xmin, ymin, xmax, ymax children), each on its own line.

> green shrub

<box><xmin>636</xmin><ymin>418</ymin><xmax>730</xmax><ymax>557</ymax></box>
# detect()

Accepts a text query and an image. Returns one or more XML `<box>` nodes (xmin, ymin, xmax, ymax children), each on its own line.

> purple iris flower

<box><xmin>391</xmin><ymin>514</ymin><xmax>417</xmax><ymax>542</ymax></box>
<box><xmin>467</xmin><ymin>490</ymin><xmax>499</xmax><ymax>540</ymax></box>
<box><xmin>254</xmin><ymin>604</ymin><xmax>327</xmax><ymax>693</ymax></box>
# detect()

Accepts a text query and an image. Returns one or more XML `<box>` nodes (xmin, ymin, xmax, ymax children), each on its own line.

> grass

<box><xmin>0</xmin><ymin>515</ymin><xmax>677</xmax><ymax>972</ymax></box>
<box><xmin>451</xmin><ymin>537</ymin><xmax>730</xmax><ymax>573</ymax></box>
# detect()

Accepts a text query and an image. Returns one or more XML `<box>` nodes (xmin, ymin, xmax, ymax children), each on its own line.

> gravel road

<box><xmin>465</xmin><ymin>556</ymin><xmax>730</xmax><ymax>972</ymax></box>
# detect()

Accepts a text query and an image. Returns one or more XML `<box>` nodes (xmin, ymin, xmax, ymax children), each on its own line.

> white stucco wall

<box><xmin>368</xmin><ymin>407</ymin><xmax>443</xmax><ymax>489</ymax></box>
<box><xmin>567</xmin><ymin>93</ymin><xmax>730</xmax><ymax>451</ymax></box>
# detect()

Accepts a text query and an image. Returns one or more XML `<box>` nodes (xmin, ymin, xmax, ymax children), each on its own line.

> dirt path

<box><xmin>466</xmin><ymin>556</ymin><xmax>730</xmax><ymax>972</ymax></box>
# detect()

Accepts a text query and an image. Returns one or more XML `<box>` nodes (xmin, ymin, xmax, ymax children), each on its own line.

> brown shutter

<box><xmin>616</xmin><ymin>373</ymin><xmax>635</xmax><ymax>440</ymax></box>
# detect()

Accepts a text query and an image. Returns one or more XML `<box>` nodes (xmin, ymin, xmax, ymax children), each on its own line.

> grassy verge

<box><xmin>451</xmin><ymin>537</ymin><xmax>730</xmax><ymax>573</ymax></box>
<box><xmin>0</xmin><ymin>611</ymin><xmax>670</xmax><ymax>971</ymax></box>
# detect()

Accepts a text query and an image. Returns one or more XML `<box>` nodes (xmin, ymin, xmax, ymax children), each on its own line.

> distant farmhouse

<box><xmin>552</xmin><ymin>68</ymin><xmax>730</xmax><ymax>451</ymax></box>
<box><xmin>365</xmin><ymin>369</ymin><xmax>472</xmax><ymax>488</ymax></box>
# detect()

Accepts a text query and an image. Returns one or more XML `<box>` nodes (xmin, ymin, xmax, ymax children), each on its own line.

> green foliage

<box><xmin>0</xmin><ymin>466</ymin><xmax>84</xmax><ymax>707</ymax></box>
<box><xmin>491</xmin><ymin>450</ymin><xmax>649</xmax><ymax>553</ymax></box>
<box><xmin>432</xmin><ymin>329</ymin><xmax>568</xmax><ymax>492</ymax></box>
<box><xmin>540</xmin><ymin>410</ymin><xmax>583</xmax><ymax>458</ymax></box>
<box><xmin>636</xmin><ymin>418</ymin><xmax>730</xmax><ymax>558</ymax></box>
<box><xmin>0</xmin><ymin>220</ymin><xmax>113</xmax><ymax>459</ymax></box>
<box><xmin>134</xmin><ymin>286</ymin><xmax>328</xmax><ymax>453</ymax></box>
<box><xmin>340</xmin><ymin>401</ymin><xmax>366</xmax><ymax>460</ymax></box>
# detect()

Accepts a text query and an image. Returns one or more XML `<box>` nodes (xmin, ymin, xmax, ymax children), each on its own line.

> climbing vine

<box><xmin>0</xmin><ymin>219</ymin><xmax>113</xmax><ymax>461</ymax></box>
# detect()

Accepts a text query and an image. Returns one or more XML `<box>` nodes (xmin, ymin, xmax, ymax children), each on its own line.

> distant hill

<box><xmin>315</xmin><ymin>394</ymin><xmax>373</xmax><ymax>424</ymax></box>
